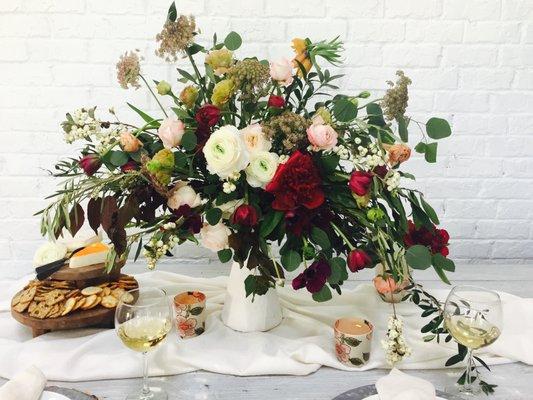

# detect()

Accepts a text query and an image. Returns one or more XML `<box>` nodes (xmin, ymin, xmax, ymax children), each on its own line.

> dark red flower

<box><xmin>171</xmin><ymin>205</ymin><xmax>202</xmax><ymax>234</ymax></box>
<box><xmin>231</xmin><ymin>204</ymin><xmax>258</xmax><ymax>227</ymax></box>
<box><xmin>79</xmin><ymin>154</ymin><xmax>102</xmax><ymax>176</ymax></box>
<box><xmin>195</xmin><ymin>104</ymin><xmax>220</xmax><ymax>128</ymax></box>
<box><xmin>348</xmin><ymin>171</ymin><xmax>373</xmax><ymax>196</ymax></box>
<box><xmin>347</xmin><ymin>249</ymin><xmax>371</xmax><ymax>272</ymax></box>
<box><xmin>265</xmin><ymin>151</ymin><xmax>325</xmax><ymax>211</ymax></box>
<box><xmin>372</xmin><ymin>165</ymin><xmax>388</xmax><ymax>179</ymax></box>
<box><xmin>403</xmin><ymin>220</ymin><xmax>450</xmax><ymax>257</ymax></box>
<box><xmin>268</xmin><ymin>95</ymin><xmax>285</xmax><ymax>108</ymax></box>
<box><xmin>292</xmin><ymin>259</ymin><xmax>331</xmax><ymax>293</ymax></box>
<box><xmin>120</xmin><ymin>160</ymin><xmax>138</xmax><ymax>173</ymax></box>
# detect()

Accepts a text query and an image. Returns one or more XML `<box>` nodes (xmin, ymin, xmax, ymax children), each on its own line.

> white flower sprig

<box><xmin>381</xmin><ymin>315</ymin><xmax>412</xmax><ymax>365</ymax></box>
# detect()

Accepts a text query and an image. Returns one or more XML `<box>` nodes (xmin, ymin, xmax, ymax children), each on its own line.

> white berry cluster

<box><xmin>63</xmin><ymin>108</ymin><xmax>102</xmax><ymax>143</ymax></box>
<box><xmin>143</xmin><ymin>228</ymin><xmax>179</xmax><ymax>269</ymax></box>
<box><xmin>222</xmin><ymin>171</ymin><xmax>241</xmax><ymax>194</ymax></box>
<box><xmin>353</xmin><ymin>142</ymin><xmax>388</xmax><ymax>169</ymax></box>
<box><xmin>381</xmin><ymin>315</ymin><xmax>412</xmax><ymax>365</ymax></box>
<box><xmin>384</xmin><ymin>170</ymin><xmax>401</xmax><ymax>192</ymax></box>
<box><xmin>331</xmin><ymin>144</ymin><xmax>351</xmax><ymax>160</ymax></box>
<box><xmin>95</xmin><ymin>126</ymin><xmax>123</xmax><ymax>153</ymax></box>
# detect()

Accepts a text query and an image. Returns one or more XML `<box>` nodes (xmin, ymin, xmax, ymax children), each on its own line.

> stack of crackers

<box><xmin>11</xmin><ymin>276</ymin><xmax>138</xmax><ymax>319</ymax></box>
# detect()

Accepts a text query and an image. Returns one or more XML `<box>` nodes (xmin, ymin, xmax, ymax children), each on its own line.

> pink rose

<box><xmin>307</xmin><ymin>123</ymin><xmax>338</xmax><ymax>151</ymax></box>
<box><xmin>158</xmin><ymin>117</ymin><xmax>185</xmax><ymax>149</ymax></box>
<box><xmin>270</xmin><ymin>58</ymin><xmax>294</xmax><ymax>86</ymax></box>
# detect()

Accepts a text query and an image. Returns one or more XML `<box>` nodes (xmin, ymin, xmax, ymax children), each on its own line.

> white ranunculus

<box><xmin>245</xmin><ymin>151</ymin><xmax>279</xmax><ymax>188</ymax></box>
<box><xmin>200</xmin><ymin>222</ymin><xmax>231</xmax><ymax>252</ymax></box>
<box><xmin>241</xmin><ymin>123</ymin><xmax>271</xmax><ymax>154</ymax></box>
<box><xmin>217</xmin><ymin>199</ymin><xmax>245</xmax><ymax>219</ymax></box>
<box><xmin>167</xmin><ymin>181</ymin><xmax>203</xmax><ymax>210</ymax></box>
<box><xmin>203</xmin><ymin>125</ymin><xmax>249</xmax><ymax>179</ymax></box>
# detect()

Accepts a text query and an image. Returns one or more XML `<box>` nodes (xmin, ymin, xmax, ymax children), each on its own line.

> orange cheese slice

<box><xmin>69</xmin><ymin>242</ymin><xmax>110</xmax><ymax>268</ymax></box>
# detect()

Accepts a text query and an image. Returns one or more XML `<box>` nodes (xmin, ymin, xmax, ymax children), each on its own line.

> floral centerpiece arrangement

<box><xmin>37</xmin><ymin>2</ymin><xmax>494</xmax><ymax>392</ymax></box>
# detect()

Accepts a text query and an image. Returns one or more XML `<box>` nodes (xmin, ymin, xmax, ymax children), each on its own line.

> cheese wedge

<box><xmin>69</xmin><ymin>242</ymin><xmax>110</xmax><ymax>268</ymax></box>
<box><xmin>58</xmin><ymin>229</ymin><xmax>102</xmax><ymax>252</ymax></box>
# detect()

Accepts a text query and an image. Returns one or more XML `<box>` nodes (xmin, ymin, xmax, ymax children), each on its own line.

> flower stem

<box><xmin>330</xmin><ymin>222</ymin><xmax>355</xmax><ymax>251</ymax></box>
<box><xmin>140</xmin><ymin>74</ymin><xmax>168</xmax><ymax>118</ymax></box>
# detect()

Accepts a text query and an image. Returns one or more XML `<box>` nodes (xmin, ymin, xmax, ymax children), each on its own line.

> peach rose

<box><xmin>270</xmin><ymin>58</ymin><xmax>294</xmax><ymax>86</ymax></box>
<box><xmin>119</xmin><ymin>131</ymin><xmax>142</xmax><ymax>152</ymax></box>
<box><xmin>384</xmin><ymin>143</ymin><xmax>411</xmax><ymax>166</ymax></box>
<box><xmin>158</xmin><ymin>117</ymin><xmax>185</xmax><ymax>149</ymax></box>
<box><xmin>307</xmin><ymin>123</ymin><xmax>338</xmax><ymax>151</ymax></box>
<box><xmin>373</xmin><ymin>275</ymin><xmax>405</xmax><ymax>294</ymax></box>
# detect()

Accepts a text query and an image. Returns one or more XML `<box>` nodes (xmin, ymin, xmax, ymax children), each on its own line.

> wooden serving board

<box><xmin>50</xmin><ymin>259</ymin><xmax>125</xmax><ymax>284</ymax></box>
<box><xmin>11</xmin><ymin>304</ymin><xmax>115</xmax><ymax>337</ymax></box>
<box><xmin>11</xmin><ymin>274</ymin><xmax>137</xmax><ymax>337</ymax></box>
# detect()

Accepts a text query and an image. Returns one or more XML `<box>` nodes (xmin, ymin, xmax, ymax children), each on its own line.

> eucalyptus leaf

<box><xmin>425</xmin><ymin>142</ymin><xmax>438</xmax><ymax>163</ymax></box>
<box><xmin>206</xmin><ymin>208</ymin><xmax>222</xmax><ymax>225</ymax></box>
<box><xmin>281</xmin><ymin>250</ymin><xmax>301</xmax><ymax>272</ymax></box>
<box><xmin>224</xmin><ymin>31</ymin><xmax>242</xmax><ymax>50</ymax></box>
<box><xmin>426</xmin><ymin>117</ymin><xmax>451</xmax><ymax>140</ymax></box>
<box><xmin>181</xmin><ymin>132</ymin><xmax>198</xmax><ymax>151</ymax></box>
<box><xmin>333</xmin><ymin>97</ymin><xmax>358</xmax><ymax>122</ymax></box>
<box><xmin>310</xmin><ymin>227</ymin><xmax>331</xmax><ymax>250</ymax></box>
<box><xmin>312</xmin><ymin>285</ymin><xmax>332</xmax><ymax>302</ymax></box>
<box><xmin>405</xmin><ymin>245</ymin><xmax>432</xmax><ymax>270</ymax></box>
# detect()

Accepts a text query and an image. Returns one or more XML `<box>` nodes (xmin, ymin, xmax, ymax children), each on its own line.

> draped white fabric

<box><xmin>0</xmin><ymin>271</ymin><xmax>531</xmax><ymax>381</ymax></box>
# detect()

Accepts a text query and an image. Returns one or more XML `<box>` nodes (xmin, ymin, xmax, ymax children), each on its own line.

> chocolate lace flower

<box><xmin>116</xmin><ymin>50</ymin><xmax>141</xmax><ymax>89</ymax></box>
<box><xmin>155</xmin><ymin>15</ymin><xmax>196</xmax><ymax>61</ymax></box>
<box><xmin>262</xmin><ymin>111</ymin><xmax>310</xmax><ymax>151</ymax></box>
<box><xmin>382</xmin><ymin>70</ymin><xmax>411</xmax><ymax>121</ymax></box>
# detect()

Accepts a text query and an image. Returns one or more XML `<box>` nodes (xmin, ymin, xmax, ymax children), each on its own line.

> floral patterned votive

<box><xmin>334</xmin><ymin>317</ymin><xmax>373</xmax><ymax>367</ymax></box>
<box><xmin>173</xmin><ymin>291</ymin><xmax>206</xmax><ymax>339</ymax></box>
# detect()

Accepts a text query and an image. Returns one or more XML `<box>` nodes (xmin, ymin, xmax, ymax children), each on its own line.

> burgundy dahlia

<box><xmin>265</xmin><ymin>150</ymin><xmax>325</xmax><ymax>211</ymax></box>
<box><xmin>403</xmin><ymin>220</ymin><xmax>450</xmax><ymax>257</ymax></box>
<box><xmin>292</xmin><ymin>259</ymin><xmax>331</xmax><ymax>293</ymax></box>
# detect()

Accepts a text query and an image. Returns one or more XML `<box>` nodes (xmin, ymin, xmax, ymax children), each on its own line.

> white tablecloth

<box><xmin>0</xmin><ymin>271</ymin><xmax>531</xmax><ymax>381</ymax></box>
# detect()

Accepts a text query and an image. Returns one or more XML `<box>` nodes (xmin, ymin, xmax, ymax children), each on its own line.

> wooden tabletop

<box><xmin>3</xmin><ymin>263</ymin><xmax>532</xmax><ymax>399</ymax></box>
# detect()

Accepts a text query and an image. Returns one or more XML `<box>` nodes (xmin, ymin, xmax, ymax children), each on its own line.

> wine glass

<box><xmin>115</xmin><ymin>287</ymin><xmax>172</xmax><ymax>400</ymax></box>
<box><xmin>443</xmin><ymin>285</ymin><xmax>503</xmax><ymax>397</ymax></box>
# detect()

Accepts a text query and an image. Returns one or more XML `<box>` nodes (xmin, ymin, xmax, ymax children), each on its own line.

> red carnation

<box><xmin>268</xmin><ymin>95</ymin><xmax>285</xmax><ymax>108</ymax></box>
<box><xmin>195</xmin><ymin>104</ymin><xmax>220</xmax><ymax>128</ymax></box>
<box><xmin>347</xmin><ymin>249</ymin><xmax>371</xmax><ymax>272</ymax></box>
<box><xmin>292</xmin><ymin>259</ymin><xmax>331</xmax><ymax>293</ymax></box>
<box><xmin>231</xmin><ymin>204</ymin><xmax>258</xmax><ymax>227</ymax></box>
<box><xmin>349</xmin><ymin>171</ymin><xmax>373</xmax><ymax>196</ymax></box>
<box><xmin>265</xmin><ymin>151</ymin><xmax>325</xmax><ymax>211</ymax></box>
<box><xmin>403</xmin><ymin>220</ymin><xmax>450</xmax><ymax>257</ymax></box>
<box><xmin>79</xmin><ymin>154</ymin><xmax>102</xmax><ymax>176</ymax></box>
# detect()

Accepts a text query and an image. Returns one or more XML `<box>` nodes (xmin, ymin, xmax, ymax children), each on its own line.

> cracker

<box><xmin>19</xmin><ymin>286</ymin><xmax>37</xmax><ymax>304</ymax></box>
<box><xmin>81</xmin><ymin>294</ymin><xmax>98</xmax><ymax>310</ymax></box>
<box><xmin>44</xmin><ymin>289</ymin><xmax>65</xmax><ymax>306</ymax></box>
<box><xmin>85</xmin><ymin>296</ymin><xmax>101</xmax><ymax>310</ymax></box>
<box><xmin>66</xmin><ymin>289</ymin><xmax>81</xmax><ymax>299</ymax></box>
<box><xmin>11</xmin><ymin>291</ymin><xmax>23</xmax><ymax>307</ymax></box>
<box><xmin>28</xmin><ymin>301</ymin><xmax>38</xmax><ymax>314</ymax></box>
<box><xmin>13</xmin><ymin>301</ymin><xmax>30</xmax><ymax>313</ymax></box>
<box><xmin>101</xmin><ymin>295</ymin><xmax>118</xmax><ymax>309</ymax></box>
<box><xmin>47</xmin><ymin>304</ymin><xmax>62</xmax><ymax>318</ymax></box>
<box><xmin>111</xmin><ymin>288</ymin><xmax>126</xmax><ymax>300</ymax></box>
<box><xmin>73</xmin><ymin>296</ymin><xmax>85</xmax><ymax>311</ymax></box>
<box><xmin>102</xmin><ymin>287</ymin><xmax>111</xmax><ymax>297</ymax></box>
<box><xmin>81</xmin><ymin>286</ymin><xmax>103</xmax><ymax>296</ymax></box>
<box><xmin>120</xmin><ymin>292</ymin><xmax>134</xmax><ymax>304</ymax></box>
<box><xmin>30</xmin><ymin>302</ymin><xmax>51</xmax><ymax>319</ymax></box>
<box><xmin>61</xmin><ymin>297</ymin><xmax>76</xmax><ymax>316</ymax></box>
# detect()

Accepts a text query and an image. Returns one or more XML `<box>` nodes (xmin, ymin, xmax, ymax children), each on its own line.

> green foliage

<box><xmin>312</xmin><ymin>285</ymin><xmax>332</xmax><ymax>302</ymax></box>
<box><xmin>224</xmin><ymin>31</ymin><xmax>242</xmax><ymax>50</ymax></box>
<box><xmin>206</xmin><ymin>208</ymin><xmax>222</xmax><ymax>225</ymax></box>
<box><xmin>281</xmin><ymin>250</ymin><xmax>302</xmax><ymax>271</ymax></box>
<box><xmin>426</xmin><ymin>117</ymin><xmax>451</xmax><ymax>140</ymax></box>
<box><xmin>405</xmin><ymin>245</ymin><xmax>432</xmax><ymax>269</ymax></box>
<box><xmin>333</xmin><ymin>97</ymin><xmax>358</xmax><ymax>122</ymax></box>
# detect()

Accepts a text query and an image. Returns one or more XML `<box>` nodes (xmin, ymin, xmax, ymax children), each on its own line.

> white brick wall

<box><xmin>0</xmin><ymin>0</ymin><xmax>532</xmax><ymax>277</ymax></box>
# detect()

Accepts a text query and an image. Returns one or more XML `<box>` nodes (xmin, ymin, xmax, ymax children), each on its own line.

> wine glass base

<box><xmin>126</xmin><ymin>387</ymin><xmax>168</xmax><ymax>400</ymax></box>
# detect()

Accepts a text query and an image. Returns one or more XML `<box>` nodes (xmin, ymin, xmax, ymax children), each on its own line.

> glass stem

<box><xmin>141</xmin><ymin>351</ymin><xmax>150</xmax><ymax>396</ymax></box>
<box><xmin>465</xmin><ymin>349</ymin><xmax>474</xmax><ymax>390</ymax></box>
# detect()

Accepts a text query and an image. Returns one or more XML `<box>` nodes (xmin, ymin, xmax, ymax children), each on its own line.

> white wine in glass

<box><xmin>115</xmin><ymin>288</ymin><xmax>172</xmax><ymax>400</ymax></box>
<box><xmin>444</xmin><ymin>285</ymin><xmax>502</xmax><ymax>397</ymax></box>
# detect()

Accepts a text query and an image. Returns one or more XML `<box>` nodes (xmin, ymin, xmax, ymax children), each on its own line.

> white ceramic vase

<box><xmin>221</xmin><ymin>261</ymin><xmax>283</xmax><ymax>332</ymax></box>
